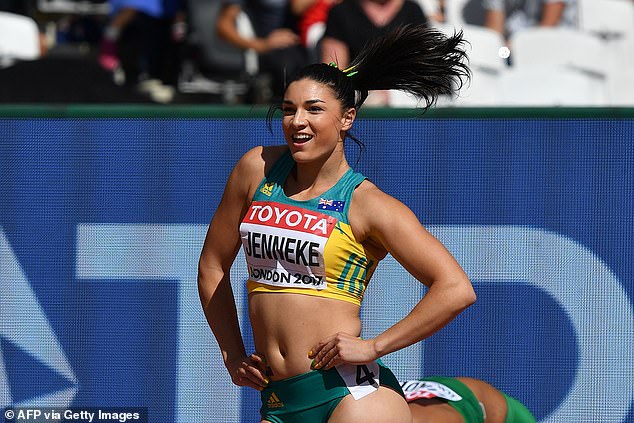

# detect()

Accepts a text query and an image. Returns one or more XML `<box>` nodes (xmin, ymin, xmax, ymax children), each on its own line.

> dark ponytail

<box><xmin>267</xmin><ymin>24</ymin><xmax>470</xmax><ymax>128</ymax></box>
<box><xmin>346</xmin><ymin>24</ymin><xmax>470</xmax><ymax>110</ymax></box>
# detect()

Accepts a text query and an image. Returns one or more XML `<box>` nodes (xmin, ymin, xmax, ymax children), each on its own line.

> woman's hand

<box><xmin>226</xmin><ymin>354</ymin><xmax>269</xmax><ymax>391</ymax></box>
<box><xmin>308</xmin><ymin>332</ymin><xmax>378</xmax><ymax>370</ymax></box>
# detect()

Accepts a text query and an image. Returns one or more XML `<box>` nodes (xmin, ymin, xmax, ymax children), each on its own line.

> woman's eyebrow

<box><xmin>282</xmin><ymin>99</ymin><xmax>326</xmax><ymax>105</ymax></box>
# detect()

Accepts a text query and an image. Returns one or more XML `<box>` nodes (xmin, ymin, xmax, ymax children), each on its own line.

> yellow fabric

<box><xmin>247</xmin><ymin>221</ymin><xmax>378</xmax><ymax>306</ymax></box>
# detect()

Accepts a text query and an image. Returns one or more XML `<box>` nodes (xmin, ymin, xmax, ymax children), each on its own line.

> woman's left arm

<box><xmin>310</xmin><ymin>184</ymin><xmax>476</xmax><ymax>369</ymax></box>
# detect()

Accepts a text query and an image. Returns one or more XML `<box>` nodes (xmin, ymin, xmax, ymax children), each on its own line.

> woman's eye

<box><xmin>309</xmin><ymin>106</ymin><xmax>323</xmax><ymax>112</ymax></box>
<box><xmin>282</xmin><ymin>108</ymin><xmax>295</xmax><ymax>115</ymax></box>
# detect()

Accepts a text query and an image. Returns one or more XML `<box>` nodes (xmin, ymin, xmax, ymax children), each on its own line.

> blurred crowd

<box><xmin>0</xmin><ymin>0</ymin><xmax>632</xmax><ymax>105</ymax></box>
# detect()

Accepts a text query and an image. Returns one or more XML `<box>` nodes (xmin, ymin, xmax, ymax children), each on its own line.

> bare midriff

<box><xmin>249</xmin><ymin>292</ymin><xmax>361</xmax><ymax>381</ymax></box>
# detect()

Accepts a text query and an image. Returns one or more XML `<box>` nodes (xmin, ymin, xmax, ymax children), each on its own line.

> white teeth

<box><xmin>293</xmin><ymin>134</ymin><xmax>312</xmax><ymax>141</ymax></box>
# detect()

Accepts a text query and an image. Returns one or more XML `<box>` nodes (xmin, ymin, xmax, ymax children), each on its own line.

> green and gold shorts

<box><xmin>260</xmin><ymin>360</ymin><xmax>403</xmax><ymax>423</ymax></box>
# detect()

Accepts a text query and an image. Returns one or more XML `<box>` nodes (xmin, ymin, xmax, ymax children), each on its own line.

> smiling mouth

<box><xmin>292</xmin><ymin>134</ymin><xmax>313</xmax><ymax>144</ymax></box>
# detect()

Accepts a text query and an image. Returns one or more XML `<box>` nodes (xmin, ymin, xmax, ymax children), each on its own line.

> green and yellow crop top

<box><xmin>239</xmin><ymin>149</ymin><xmax>379</xmax><ymax>306</ymax></box>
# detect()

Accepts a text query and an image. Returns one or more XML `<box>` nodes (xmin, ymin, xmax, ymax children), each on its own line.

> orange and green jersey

<box><xmin>239</xmin><ymin>149</ymin><xmax>379</xmax><ymax>306</ymax></box>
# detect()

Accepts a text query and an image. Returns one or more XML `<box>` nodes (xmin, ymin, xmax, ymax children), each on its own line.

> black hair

<box><xmin>266</xmin><ymin>24</ymin><xmax>470</xmax><ymax>146</ymax></box>
<box><xmin>346</xmin><ymin>24</ymin><xmax>471</xmax><ymax>109</ymax></box>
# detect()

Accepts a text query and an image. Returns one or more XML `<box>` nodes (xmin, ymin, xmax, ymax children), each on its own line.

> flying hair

<box><xmin>345</xmin><ymin>24</ymin><xmax>471</xmax><ymax>110</ymax></box>
<box><xmin>266</xmin><ymin>24</ymin><xmax>470</xmax><ymax>144</ymax></box>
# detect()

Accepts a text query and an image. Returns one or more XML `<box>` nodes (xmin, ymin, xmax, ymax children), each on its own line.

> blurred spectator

<box><xmin>0</xmin><ymin>0</ymin><xmax>36</xmax><ymax>16</ymax></box>
<box><xmin>291</xmin><ymin>0</ymin><xmax>340</xmax><ymax>59</ymax></box>
<box><xmin>319</xmin><ymin>0</ymin><xmax>428</xmax><ymax>104</ymax></box>
<box><xmin>420</xmin><ymin>0</ymin><xmax>445</xmax><ymax>23</ymax></box>
<box><xmin>483</xmin><ymin>0</ymin><xmax>577</xmax><ymax>40</ymax></box>
<box><xmin>99</xmin><ymin>0</ymin><xmax>187</xmax><ymax>102</ymax></box>
<box><xmin>320</xmin><ymin>0</ymin><xmax>429</xmax><ymax>67</ymax></box>
<box><xmin>0</xmin><ymin>0</ymin><xmax>48</xmax><ymax>56</ymax></box>
<box><xmin>216</xmin><ymin>0</ymin><xmax>307</xmax><ymax>99</ymax></box>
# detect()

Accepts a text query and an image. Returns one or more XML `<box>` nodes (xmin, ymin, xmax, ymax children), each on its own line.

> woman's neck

<box><xmin>286</xmin><ymin>146</ymin><xmax>350</xmax><ymax>200</ymax></box>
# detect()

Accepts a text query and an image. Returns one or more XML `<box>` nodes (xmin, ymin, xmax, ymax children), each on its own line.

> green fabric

<box><xmin>253</xmin><ymin>149</ymin><xmax>366</xmax><ymax>224</ymax></box>
<box><xmin>260</xmin><ymin>361</ymin><xmax>403</xmax><ymax>423</ymax></box>
<box><xmin>503</xmin><ymin>393</ymin><xmax>537</xmax><ymax>423</ymax></box>
<box><xmin>376</xmin><ymin>359</ymin><xmax>405</xmax><ymax>397</ymax></box>
<box><xmin>260</xmin><ymin>367</ymin><xmax>348</xmax><ymax>423</ymax></box>
<box><xmin>419</xmin><ymin>376</ymin><xmax>485</xmax><ymax>423</ymax></box>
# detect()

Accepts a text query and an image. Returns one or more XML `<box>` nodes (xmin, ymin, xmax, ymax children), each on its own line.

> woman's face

<box><xmin>282</xmin><ymin>78</ymin><xmax>355</xmax><ymax>164</ymax></box>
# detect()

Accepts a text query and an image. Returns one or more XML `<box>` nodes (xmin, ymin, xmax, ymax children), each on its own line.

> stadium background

<box><xmin>1</xmin><ymin>106</ymin><xmax>633</xmax><ymax>422</ymax></box>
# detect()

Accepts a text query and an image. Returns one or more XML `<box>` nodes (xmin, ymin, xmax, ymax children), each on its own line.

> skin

<box><xmin>109</xmin><ymin>7</ymin><xmax>138</xmax><ymax>31</ymax></box>
<box><xmin>291</xmin><ymin>0</ymin><xmax>341</xmax><ymax>17</ymax></box>
<box><xmin>408</xmin><ymin>378</ymin><xmax>508</xmax><ymax>423</ymax></box>
<box><xmin>320</xmin><ymin>0</ymin><xmax>405</xmax><ymax>67</ymax></box>
<box><xmin>216</xmin><ymin>3</ymin><xmax>299</xmax><ymax>54</ymax></box>
<box><xmin>198</xmin><ymin>78</ymin><xmax>476</xmax><ymax>422</ymax></box>
<box><xmin>319</xmin><ymin>0</ymin><xmax>405</xmax><ymax>105</ymax></box>
<box><xmin>485</xmin><ymin>1</ymin><xmax>566</xmax><ymax>40</ymax></box>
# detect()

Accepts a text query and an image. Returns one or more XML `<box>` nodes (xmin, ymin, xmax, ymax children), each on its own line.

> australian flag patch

<box><xmin>318</xmin><ymin>198</ymin><xmax>345</xmax><ymax>212</ymax></box>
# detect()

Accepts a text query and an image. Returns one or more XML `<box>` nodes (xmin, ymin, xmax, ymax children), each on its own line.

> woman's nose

<box><xmin>292</xmin><ymin>111</ymin><xmax>307</xmax><ymax>127</ymax></box>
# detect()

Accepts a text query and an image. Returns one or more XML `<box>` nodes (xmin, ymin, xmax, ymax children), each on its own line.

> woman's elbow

<box><xmin>458</xmin><ymin>280</ymin><xmax>477</xmax><ymax>310</ymax></box>
<box><xmin>444</xmin><ymin>275</ymin><xmax>475</xmax><ymax>311</ymax></box>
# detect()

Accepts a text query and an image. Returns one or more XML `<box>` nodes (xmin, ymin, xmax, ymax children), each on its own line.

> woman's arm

<box><xmin>540</xmin><ymin>1</ymin><xmax>566</xmax><ymax>26</ymax></box>
<box><xmin>309</xmin><ymin>183</ymin><xmax>475</xmax><ymax>369</ymax></box>
<box><xmin>484</xmin><ymin>8</ymin><xmax>506</xmax><ymax>36</ymax></box>
<box><xmin>217</xmin><ymin>3</ymin><xmax>299</xmax><ymax>53</ymax></box>
<box><xmin>198</xmin><ymin>147</ymin><xmax>268</xmax><ymax>390</ymax></box>
<box><xmin>290</xmin><ymin>0</ymin><xmax>319</xmax><ymax>16</ymax></box>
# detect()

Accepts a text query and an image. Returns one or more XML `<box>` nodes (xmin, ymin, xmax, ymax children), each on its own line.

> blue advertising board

<box><xmin>1</xmin><ymin>115</ymin><xmax>633</xmax><ymax>422</ymax></box>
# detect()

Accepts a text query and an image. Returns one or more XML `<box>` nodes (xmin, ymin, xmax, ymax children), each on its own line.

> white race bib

<box><xmin>335</xmin><ymin>362</ymin><xmax>380</xmax><ymax>400</ymax></box>
<box><xmin>241</xmin><ymin>202</ymin><xmax>338</xmax><ymax>290</ymax></box>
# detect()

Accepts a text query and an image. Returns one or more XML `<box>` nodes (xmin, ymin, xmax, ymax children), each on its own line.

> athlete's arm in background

<box><xmin>198</xmin><ymin>147</ymin><xmax>269</xmax><ymax>390</ymax></box>
<box><xmin>309</xmin><ymin>182</ymin><xmax>476</xmax><ymax>368</ymax></box>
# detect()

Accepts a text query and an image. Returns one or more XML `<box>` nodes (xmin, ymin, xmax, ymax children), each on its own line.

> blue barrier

<box><xmin>1</xmin><ymin>115</ymin><xmax>633</xmax><ymax>422</ymax></box>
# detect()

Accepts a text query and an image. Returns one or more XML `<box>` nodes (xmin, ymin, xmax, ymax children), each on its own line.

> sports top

<box><xmin>239</xmin><ymin>149</ymin><xmax>379</xmax><ymax>306</ymax></box>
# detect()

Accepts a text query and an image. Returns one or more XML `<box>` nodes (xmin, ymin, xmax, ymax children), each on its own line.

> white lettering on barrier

<box><xmin>75</xmin><ymin>224</ymin><xmax>230</xmax><ymax>423</ymax></box>
<box><xmin>428</xmin><ymin>226</ymin><xmax>634</xmax><ymax>423</ymax></box>
<box><xmin>362</xmin><ymin>226</ymin><xmax>634</xmax><ymax>423</ymax></box>
<box><xmin>67</xmin><ymin>224</ymin><xmax>634</xmax><ymax>422</ymax></box>
<box><xmin>0</xmin><ymin>228</ymin><xmax>78</xmax><ymax>410</ymax></box>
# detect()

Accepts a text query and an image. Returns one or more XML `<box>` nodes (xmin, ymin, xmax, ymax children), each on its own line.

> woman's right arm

<box><xmin>197</xmin><ymin>147</ymin><xmax>268</xmax><ymax>390</ymax></box>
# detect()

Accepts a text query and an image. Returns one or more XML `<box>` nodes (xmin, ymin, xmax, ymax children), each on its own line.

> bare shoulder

<box><xmin>353</xmin><ymin>179</ymin><xmax>395</xmax><ymax>201</ymax></box>
<box><xmin>234</xmin><ymin>145</ymin><xmax>287</xmax><ymax>187</ymax></box>
<box><xmin>222</xmin><ymin>145</ymin><xmax>288</xmax><ymax>203</ymax></box>
<box><xmin>261</xmin><ymin>145</ymin><xmax>289</xmax><ymax>173</ymax></box>
<box><xmin>351</xmin><ymin>180</ymin><xmax>415</xmax><ymax>220</ymax></box>
<box><xmin>349</xmin><ymin>180</ymin><xmax>418</xmax><ymax>241</ymax></box>
<box><xmin>236</xmin><ymin>145</ymin><xmax>286</xmax><ymax>172</ymax></box>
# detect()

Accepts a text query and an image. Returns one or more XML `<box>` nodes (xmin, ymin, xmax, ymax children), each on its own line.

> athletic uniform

<box><xmin>239</xmin><ymin>149</ymin><xmax>403</xmax><ymax>422</ymax></box>
<box><xmin>259</xmin><ymin>360</ymin><xmax>402</xmax><ymax>423</ymax></box>
<box><xmin>240</xmin><ymin>149</ymin><xmax>379</xmax><ymax>306</ymax></box>
<box><xmin>401</xmin><ymin>376</ymin><xmax>536</xmax><ymax>423</ymax></box>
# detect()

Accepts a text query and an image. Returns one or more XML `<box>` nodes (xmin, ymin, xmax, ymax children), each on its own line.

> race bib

<box><xmin>335</xmin><ymin>362</ymin><xmax>380</xmax><ymax>400</ymax></box>
<box><xmin>240</xmin><ymin>202</ymin><xmax>338</xmax><ymax>290</ymax></box>
<box><xmin>401</xmin><ymin>380</ymin><xmax>463</xmax><ymax>402</ymax></box>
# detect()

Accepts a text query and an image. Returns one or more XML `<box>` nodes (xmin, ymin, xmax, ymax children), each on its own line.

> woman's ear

<box><xmin>341</xmin><ymin>108</ymin><xmax>356</xmax><ymax>131</ymax></box>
